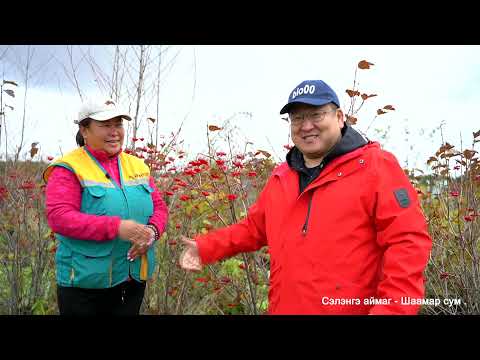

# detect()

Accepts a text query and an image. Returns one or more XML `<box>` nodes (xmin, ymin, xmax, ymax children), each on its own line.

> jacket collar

<box><xmin>273</xmin><ymin>138</ymin><xmax>379</xmax><ymax>179</ymax></box>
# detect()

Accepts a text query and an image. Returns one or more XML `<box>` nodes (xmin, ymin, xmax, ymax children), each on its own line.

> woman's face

<box><xmin>80</xmin><ymin>117</ymin><xmax>125</xmax><ymax>156</ymax></box>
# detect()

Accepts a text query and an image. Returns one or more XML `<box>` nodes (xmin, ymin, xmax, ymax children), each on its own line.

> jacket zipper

<box><xmin>300</xmin><ymin>161</ymin><xmax>323</xmax><ymax>236</ymax></box>
<box><xmin>301</xmin><ymin>192</ymin><xmax>313</xmax><ymax>236</ymax></box>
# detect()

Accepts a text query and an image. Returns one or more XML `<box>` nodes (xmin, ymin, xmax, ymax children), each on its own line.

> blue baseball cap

<box><xmin>279</xmin><ymin>80</ymin><xmax>340</xmax><ymax>114</ymax></box>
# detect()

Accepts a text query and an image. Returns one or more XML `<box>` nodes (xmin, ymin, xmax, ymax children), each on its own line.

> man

<box><xmin>180</xmin><ymin>80</ymin><xmax>432</xmax><ymax>315</ymax></box>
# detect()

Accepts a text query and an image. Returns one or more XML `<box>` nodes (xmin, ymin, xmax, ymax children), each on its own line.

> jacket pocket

<box><xmin>55</xmin><ymin>243</ymin><xmax>74</xmax><ymax>287</ymax></box>
<box><xmin>312</xmin><ymin>269</ymin><xmax>374</xmax><ymax>314</ymax></box>
<box><xmin>127</xmin><ymin>244</ymin><xmax>156</xmax><ymax>282</ymax></box>
<box><xmin>125</xmin><ymin>183</ymin><xmax>154</xmax><ymax>221</ymax></box>
<box><xmin>82</xmin><ymin>186</ymin><xmax>107</xmax><ymax>215</ymax></box>
<box><xmin>71</xmin><ymin>250</ymin><xmax>113</xmax><ymax>289</ymax></box>
<box><xmin>141</xmin><ymin>183</ymin><xmax>154</xmax><ymax>217</ymax></box>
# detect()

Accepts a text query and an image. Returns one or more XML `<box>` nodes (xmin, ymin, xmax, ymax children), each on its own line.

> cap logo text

<box><xmin>292</xmin><ymin>84</ymin><xmax>315</xmax><ymax>99</ymax></box>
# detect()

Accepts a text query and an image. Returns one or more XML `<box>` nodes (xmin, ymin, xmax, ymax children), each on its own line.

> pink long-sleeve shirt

<box><xmin>45</xmin><ymin>145</ymin><xmax>168</xmax><ymax>242</ymax></box>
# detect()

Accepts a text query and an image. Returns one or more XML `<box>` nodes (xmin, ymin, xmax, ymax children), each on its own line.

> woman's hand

<box><xmin>118</xmin><ymin>220</ymin><xmax>152</xmax><ymax>245</ymax></box>
<box><xmin>127</xmin><ymin>226</ymin><xmax>155</xmax><ymax>261</ymax></box>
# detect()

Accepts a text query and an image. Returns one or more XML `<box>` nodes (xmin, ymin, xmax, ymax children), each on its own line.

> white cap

<box><xmin>74</xmin><ymin>100</ymin><xmax>132</xmax><ymax>124</ymax></box>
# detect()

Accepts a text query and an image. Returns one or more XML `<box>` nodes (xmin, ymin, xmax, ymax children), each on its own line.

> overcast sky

<box><xmin>1</xmin><ymin>45</ymin><xmax>479</xmax><ymax>171</ymax></box>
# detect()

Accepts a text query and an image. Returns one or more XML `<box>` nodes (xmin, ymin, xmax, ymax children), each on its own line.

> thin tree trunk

<box><xmin>132</xmin><ymin>45</ymin><xmax>146</xmax><ymax>140</ymax></box>
<box><xmin>0</xmin><ymin>82</ymin><xmax>3</xmax><ymax>155</ymax></box>
<box><xmin>155</xmin><ymin>45</ymin><xmax>162</xmax><ymax>150</ymax></box>
<box><xmin>14</xmin><ymin>46</ymin><xmax>32</xmax><ymax>162</ymax></box>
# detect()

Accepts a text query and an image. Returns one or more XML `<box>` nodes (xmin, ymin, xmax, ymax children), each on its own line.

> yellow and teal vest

<box><xmin>43</xmin><ymin>146</ymin><xmax>156</xmax><ymax>289</ymax></box>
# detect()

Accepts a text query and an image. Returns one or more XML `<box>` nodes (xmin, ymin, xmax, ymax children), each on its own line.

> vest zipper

<box><xmin>109</xmin><ymin>258</ymin><xmax>113</xmax><ymax>287</ymax></box>
<box><xmin>109</xmin><ymin>236</ymin><xmax>118</xmax><ymax>287</ymax></box>
<box><xmin>301</xmin><ymin>192</ymin><xmax>313</xmax><ymax>236</ymax></box>
<box><xmin>70</xmin><ymin>267</ymin><xmax>75</xmax><ymax>286</ymax></box>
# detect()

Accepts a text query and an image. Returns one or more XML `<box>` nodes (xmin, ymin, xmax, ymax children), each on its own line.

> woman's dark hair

<box><xmin>76</xmin><ymin>118</ymin><xmax>92</xmax><ymax>147</ymax></box>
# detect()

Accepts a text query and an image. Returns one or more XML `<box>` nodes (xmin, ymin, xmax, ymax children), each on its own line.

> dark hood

<box><xmin>286</xmin><ymin>123</ymin><xmax>367</xmax><ymax>173</ymax></box>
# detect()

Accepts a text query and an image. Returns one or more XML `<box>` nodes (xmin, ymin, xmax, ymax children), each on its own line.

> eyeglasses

<box><xmin>289</xmin><ymin>109</ymin><xmax>337</xmax><ymax>127</ymax></box>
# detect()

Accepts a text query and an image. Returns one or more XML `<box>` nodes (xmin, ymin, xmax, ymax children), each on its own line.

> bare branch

<box><xmin>66</xmin><ymin>45</ymin><xmax>84</xmax><ymax>101</ymax></box>
<box><xmin>14</xmin><ymin>46</ymin><xmax>33</xmax><ymax>162</ymax></box>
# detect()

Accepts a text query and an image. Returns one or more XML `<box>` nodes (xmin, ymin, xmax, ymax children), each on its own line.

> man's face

<box><xmin>289</xmin><ymin>103</ymin><xmax>344</xmax><ymax>161</ymax></box>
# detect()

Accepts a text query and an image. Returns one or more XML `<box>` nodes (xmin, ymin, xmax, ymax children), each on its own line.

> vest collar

<box><xmin>85</xmin><ymin>145</ymin><xmax>122</xmax><ymax>162</ymax></box>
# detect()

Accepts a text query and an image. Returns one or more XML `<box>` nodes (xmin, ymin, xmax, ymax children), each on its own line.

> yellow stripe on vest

<box><xmin>140</xmin><ymin>254</ymin><xmax>148</xmax><ymax>280</ymax></box>
<box><xmin>43</xmin><ymin>147</ymin><xmax>151</xmax><ymax>185</ymax></box>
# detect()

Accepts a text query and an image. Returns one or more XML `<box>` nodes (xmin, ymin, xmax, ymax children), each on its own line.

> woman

<box><xmin>43</xmin><ymin>100</ymin><xmax>168</xmax><ymax>316</ymax></box>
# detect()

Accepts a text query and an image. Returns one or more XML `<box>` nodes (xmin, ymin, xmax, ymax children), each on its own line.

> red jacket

<box><xmin>196</xmin><ymin>142</ymin><xmax>432</xmax><ymax>315</ymax></box>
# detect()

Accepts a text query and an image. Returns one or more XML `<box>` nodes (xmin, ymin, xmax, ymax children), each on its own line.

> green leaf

<box><xmin>31</xmin><ymin>299</ymin><xmax>46</xmax><ymax>315</ymax></box>
<box><xmin>197</xmin><ymin>201</ymin><xmax>209</xmax><ymax>213</ymax></box>
<box><xmin>222</xmin><ymin>258</ymin><xmax>242</xmax><ymax>277</ymax></box>
<box><xmin>258</xmin><ymin>299</ymin><xmax>269</xmax><ymax>312</ymax></box>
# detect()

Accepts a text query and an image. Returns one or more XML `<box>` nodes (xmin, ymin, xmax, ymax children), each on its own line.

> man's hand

<box><xmin>127</xmin><ymin>226</ymin><xmax>155</xmax><ymax>261</ymax></box>
<box><xmin>179</xmin><ymin>236</ymin><xmax>202</xmax><ymax>272</ymax></box>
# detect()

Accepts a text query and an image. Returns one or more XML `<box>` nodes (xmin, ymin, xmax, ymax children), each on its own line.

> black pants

<box><xmin>57</xmin><ymin>279</ymin><xmax>146</xmax><ymax>316</ymax></box>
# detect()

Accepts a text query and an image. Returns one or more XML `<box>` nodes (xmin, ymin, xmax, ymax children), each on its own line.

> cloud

<box><xmin>2</xmin><ymin>45</ymin><xmax>479</xmax><ymax>170</ymax></box>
